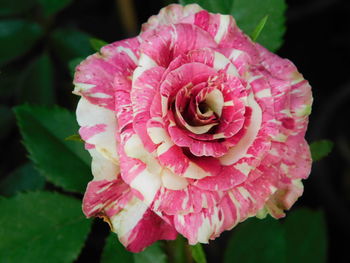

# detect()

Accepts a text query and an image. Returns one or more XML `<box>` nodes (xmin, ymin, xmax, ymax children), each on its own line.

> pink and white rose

<box><xmin>73</xmin><ymin>4</ymin><xmax>313</xmax><ymax>252</ymax></box>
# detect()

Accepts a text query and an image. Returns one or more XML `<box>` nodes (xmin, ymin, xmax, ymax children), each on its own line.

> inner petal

<box><xmin>174</xmin><ymin>83</ymin><xmax>220</xmax><ymax>135</ymax></box>
<box><xmin>160</xmin><ymin>62</ymin><xmax>217</xmax><ymax>118</ymax></box>
<box><xmin>204</xmin><ymin>89</ymin><xmax>224</xmax><ymax>117</ymax></box>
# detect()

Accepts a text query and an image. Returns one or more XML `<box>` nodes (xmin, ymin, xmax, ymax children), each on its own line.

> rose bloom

<box><xmin>73</xmin><ymin>4</ymin><xmax>312</xmax><ymax>252</ymax></box>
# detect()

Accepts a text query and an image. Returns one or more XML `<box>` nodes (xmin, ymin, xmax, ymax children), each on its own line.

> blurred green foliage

<box><xmin>310</xmin><ymin>139</ymin><xmax>334</xmax><ymax>161</ymax></box>
<box><xmin>0</xmin><ymin>20</ymin><xmax>43</xmax><ymax>66</ymax></box>
<box><xmin>101</xmin><ymin>234</ymin><xmax>168</xmax><ymax>263</ymax></box>
<box><xmin>191</xmin><ymin>243</ymin><xmax>207</xmax><ymax>263</ymax></box>
<box><xmin>0</xmin><ymin>192</ymin><xmax>92</xmax><ymax>263</ymax></box>
<box><xmin>0</xmin><ymin>162</ymin><xmax>45</xmax><ymax>196</ymax></box>
<box><xmin>14</xmin><ymin>104</ymin><xmax>92</xmax><ymax>193</ymax></box>
<box><xmin>224</xmin><ymin>210</ymin><xmax>327</xmax><ymax>263</ymax></box>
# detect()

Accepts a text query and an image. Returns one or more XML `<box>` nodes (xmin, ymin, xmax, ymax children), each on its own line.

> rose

<box><xmin>73</xmin><ymin>4</ymin><xmax>312</xmax><ymax>252</ymax></box>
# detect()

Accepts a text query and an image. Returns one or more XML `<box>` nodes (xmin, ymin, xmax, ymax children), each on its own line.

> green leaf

<box><xmin>69</xmin><ymin>57</ymin><xmax>84</xmax><ymax>77</ymax></box>
<box><xmin>231</xmin><ymin>0</ymin><xmax>286</xmax><ymax>51</ymax></box>
<box><xmin>16</xmin><ymin>52</ymin><xmax>55</xmax><ymax>105</ymax></box>
<box><xmin>224</xmin><ymin>216</ymin><xmax>286</xmax><ymax>263</ymax></box>
<box><xmin>179</xmin><ymin>0</ymin><xmax>286</xmax><ymax>51</ymax></box>
<box><xmin>51</xmin><ymin>28</ymin><xmax>94</xmax><ymax>64</ymax></box>
<box><xmin>65</xmin><ymin>134</ymin><xmax>83</xmax><ymax>142</ymax></box>
<box><xmin>310</xmin><ymin>139</ymin><xmax>334</xmax><ymax>161</ymax></box>
<box><xmin>0</xmin><ymin>20</ymin><xmax>43</xmax><ymax>66</ymax></box>
<box><xmin>0</xmin><ymin>191</ymin><xmax>92</xmax><ymax>263</ymax></box>
<box><xmin>134</xmin><ymin>242</ymin><xmax>167</xmax><ymax>263</ymax></box>
<box><xmin>101</xmin><ymin>233</ymin><xmax>134</xmax><ymax>263</ymax></box>
<box><xmin>0</xmin><ymin>162</ymin><xmax>45</xmax><ymax>197</ymax></box>
<box><xmin>0</xmin><ymin>0</ymin><xmax>36</xmax><ymax>17</ymax></box>
<box><xmin>167</xmin><ymin>236</ymin><xmax>187</xmax><ymax>263</ymax></box>
<box><xmin>179</xmin><ymin>0</ymin><xmax>233</xmax><ymax>14</ymax></box>
<box><xmin>38</xmin><ymin>0</ymin><xmax>73</xmax><ymax>16</ymax></box>
<box><xmin>284</xmin><ymin>209</ymin><xmax>327</xmax><ymax>263</ymax></box>
<box><xmin>251</xmin><ymin>15</ymin><xmax>269</xmax><ymax>42</ymax></box>
<box><xmin>191</xmin><ymin>243</ymin><xmax>207</xmax><ymax>263</ymax></box>
<box><xmin>90</xmin><ymin>38</ymin><xmax>108</xmax><ymax>52</ymax></box>
<box><xmin>0</xmin><ymin>104</ymin><xmax>14</xmax><ymax>139</ymax></box>
<box><xmin>14</xmin><ymin>104</ymin><xmax>91</xmax><ymax>193</ymax></box>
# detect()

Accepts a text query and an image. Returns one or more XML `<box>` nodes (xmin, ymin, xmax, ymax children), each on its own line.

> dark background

<box><xmin>0</xmin><ymin>0</ymin><xmax>349</xmax><ymax>262</ymax></box>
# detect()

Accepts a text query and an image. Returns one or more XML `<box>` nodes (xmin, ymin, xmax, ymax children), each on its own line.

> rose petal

<box><xmin>76</xmin><ymin>98</ymin><xmax>119</xmax><ymax>164</ymax></box>
<box><xmin>83</xmin><ymin>178</ymin><xmax>177</xmax><ymax>252</ymax></box>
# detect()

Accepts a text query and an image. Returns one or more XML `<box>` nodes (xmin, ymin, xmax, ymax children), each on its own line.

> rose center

<box><xmin>198</xmin><ymin>101</ymin><xmax>210</xmax><ymax>114</ymax></box>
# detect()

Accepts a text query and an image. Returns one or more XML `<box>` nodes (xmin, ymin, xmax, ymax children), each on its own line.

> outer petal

<box><xmin>173</xmin><ymin>172</ymin><xmax>277</xmax><ymax>244</ymax></box>
<box><xmin>76</xmin><ymin>97</ymin><xmax>119</xmax><ymax>164</ymax></box>
<box><xmin>141</xmin><ymin>4</ymin><xmax>203</xmax><ymax>32</ymax></box>
<box><xmin>73</xmin><ymin>38</ymin><xmax>140</xmax><ymax>110</ymax></box>
<box><xmin>152</xmin><ymin>185</ymin><xmax>223</xmax><ymax>215</ymax></box>
<box><xmin>83</xmin><ymin>178</ymin><xmax>177</xmax><ymax>252</ymax></box>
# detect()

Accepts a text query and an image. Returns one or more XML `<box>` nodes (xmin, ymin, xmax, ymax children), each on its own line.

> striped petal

<box><xmin>83</xmin><ymin>178</ymin><xmax>177</xmax><ymax>252</ymax></box>
<box><xmin>76</xmin><ymin>98</ymin><xmax>119</xmax><ymax>164</ymax></box>
<box><xmin>74</xmin><ymin>38</ymin><xmax>140</xmax><ymax>110</ymax></box>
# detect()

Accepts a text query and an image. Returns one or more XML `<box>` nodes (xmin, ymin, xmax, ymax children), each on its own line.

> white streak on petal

<box><xmin>161</xmin><ymin>169</ymin><xmax>188</xmax><ymax>190</ymax></box>
<box><xmin>213</xmin><ymin>132</ymin><xmax>225</xmax><ymax>139</ymax></box>
<box><xmin>88</xmin><ymin>148</ymin><xmax>119</xmax><ymax>181</ymax></box>
<box><xmin>255</xmin><ymin>88</ymin><xmax>271</xmax><ymax>99</ymax></box>
<box><xmin>133</xmin><ymin>53</ymin><xmax>158</xmax><ymax>81</ymax></box>
<box><xmin>148</xmin><ymin>126</ymin><xmax>168</xmax><ymax>144</ymax></box>
<box><xmin>124</xmin><ymin>134</ymin><xmax>162</xmax><ymax>204</ymax></box>
<box><xmin>116</xmin><ymin>46</ymin><xmax>138</xmax><ymax>64</ymax></box>
<box><xmin>73</xmin><ymin>83</ymin><xmax>96</xmax><ymax>95</ymax></box>
<box><xmin>273</xmin><ymin>133</ymin><xmax>288</xmax><ymax>142</ymax></box>
<box><xmin>228</xmin><ymin>191</ymin><xmax>241</xmax><ymax>224</ymax></box>
<box><xmin>110</xmin><ymin>197</ymin><xmax>148</xmax><ymax>238</ymax></box>
<box><xmin>205</xmin><ymin>89</ymin><xmax>224</xmax><ymax>117</ymax></box>
<box><xmin>214</xmin><ymin>15</ymin><xmax>230</xmax><ymax>43</ymax></box>
<box><xmin>229</xmin><ymin>49</ymin><xmax>244</xmax><ymax>61</ymax></box>
<box><xmin>76</xmin><ymin>98</ymin><xmax>118</xmax><ymax>163</ymax></box>
<box><xmin>234</xmin><ymin>163</ymin><xmax>252</xmax><ymax>177</ymax></box>
<box><xmin>196</xmin><ymin>207</ymin><xmax>223</xmax><ymax>244</ymax></box>
<box><xmin>247</xmin><ymin>74</ymin><xmax>263</xmax><ymax>83</ymax></box>
<box><xmin>157</xmin><ymin>141</ymin><xmax>173</xmax><ymax>156</ymax></box>
<box><xmin>130</xmin><ymin>169</ymin><xmax>161</xmax><ymax>205</ymax></box>
<box><xmin>223</xmin><ymin>101</ymin><xmax>234</xmax><ymax>106</ymax></box>
<box><xmin>183</xmin><ymin>162</ymin><xmax>209</xmax><ymax>179</ymax></box>
<box><xmin>196</xmin><ymin>217</ymin><xmax>212</xmax><ymax>244</ymax></box>
<box><xmin>219</xmin><ymin>93</ymin><xmax>262</xmax><ymax>165</ymax></box>
<box><xmin>238</xmin><ymin>187</ymin><xmax>256</xmax><ymax>203</ymax></box>
<box><xmin>124</xmin><ymin>134</ymin><xmax>161</xmax><ymax>174</ymax></box>
<box><xmin>161</xmin><ymin>95</ymin><xmax>168</xmax><ymax>118</ymax></box>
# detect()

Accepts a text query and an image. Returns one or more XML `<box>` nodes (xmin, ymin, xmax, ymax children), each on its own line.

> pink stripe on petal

<box><xmin>131</xmin><ymin>66</ymin><xmax>165</xmax><ymax>152</ymax></box>
<box><xmin>160</xmin><ymin>62</ymin><xmax>217</xmax><ymax>100</ymax></box>
<box><xmin>82</xmin><ymin>178</ymin><xmax>131</xmax><ymax>218</ymax></box>
<box><xmin>84</xmin><ymin>179</ymin><xmax>176</xmax><ymax>253</ymax></box>
<box><xmin>172</xmin><ymin>168</ymin><xmax>279</xmax><ymax>244</ymax></box>
<box><xmin>124</xmin><ymin>209</ymin><xmax>177</xmax><ymax>252</ymax></box>
<box><xmin>79</xmin><ymin>124</ymin><xmax>106</xmax><ymax>141</ymax></box>
<box><xmin>76</xmin><ymin>98</ymin><xmax>119</xmax><ymax>163</ymax></box>
<box><xmin>141</xmin><ymin>23</ymin><xmax>217</xmax><ymax>68</ymax></box>
<box><xmin>167</xmin><ymin>112</ymin><xmax>229</xmax><ymax>157</ymax></box>
<box><xmin>193</xmin><ymin>157</ymin><xmax>248</xmax><ymax>190</ymax></box>
<box><xmin>256</xmin><ymin>44</ymin><xmax>298</xmax><ymax>81</ymax></box>
<box><xmin>141</xmin><ymin>4</ymin><xmax>202</xmax><ymax>32</ymax></box>
<box><xmin>153</xmin><ymin>185</ymin><xmax>222</xmax><ymax>215</ymax></box>
<box><xmin>74</xmin><ymin>38</ymin><xmax>140</xmax><ymax>110</ymax></box>
<box><xmin>157</xmin><ymin>144</ymin><xmax>190</xmax><ymax>175</ymax></box>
